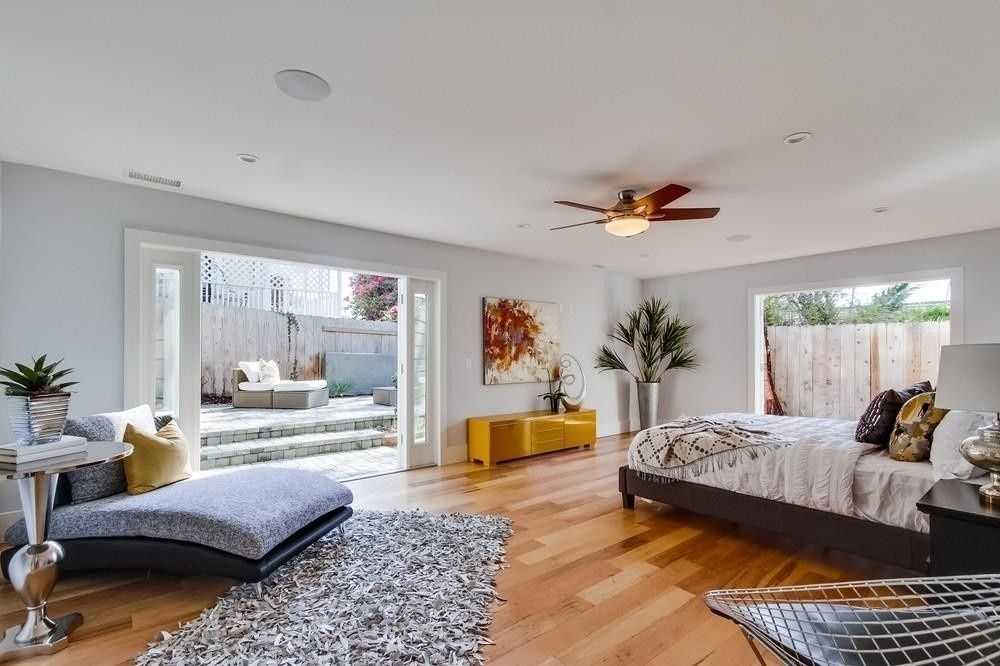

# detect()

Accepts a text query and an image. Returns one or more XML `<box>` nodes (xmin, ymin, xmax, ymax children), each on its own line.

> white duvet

<box><xmin>628</xmin><ymin>413</ymin><xmax>934</xmax><ymax>532</ymax></box>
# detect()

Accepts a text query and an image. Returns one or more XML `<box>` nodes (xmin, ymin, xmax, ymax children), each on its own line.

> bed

<box><xmin>619</xmin><ymin>413</ymin><xmax>935</xmax><ymax>572</ymax></box>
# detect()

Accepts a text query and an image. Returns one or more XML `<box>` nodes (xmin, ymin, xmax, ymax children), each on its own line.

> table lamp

<box><xmin>935</xmin><ymin>343</ymin><xmax>1000</xmax><ymax>504</ymax></box>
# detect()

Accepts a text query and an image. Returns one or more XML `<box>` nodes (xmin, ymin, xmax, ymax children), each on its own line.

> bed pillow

<box><xmin>888</xmin><ymin>392</ymin><xmax>948</xmax><ymax>462</ymax></box>
<box><xmin>855</xmin><ymin>381</ymin><xmax>933</xmax><ymax>445</ymax></box>
<box><xmin>929</xmin><ymin>411</ymin><xmax>992</xmax><ymax>480</ymax></box>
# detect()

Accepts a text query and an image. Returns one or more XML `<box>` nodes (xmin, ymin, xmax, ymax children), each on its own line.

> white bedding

<box><xmin>628</xmin><ymin>412</ymin><xmax>936</xmax><ymax>533</ymax></box>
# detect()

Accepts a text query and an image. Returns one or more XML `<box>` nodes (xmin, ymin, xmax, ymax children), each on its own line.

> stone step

<box><xmin>200</xmin><ymin>414</ymin><xmax>395</xmax><ymax>447</ymax></box>
<box><xmin>200</xmin><ymin>428</ymin><xmax>385</xmax><ymax>469</ymax></box>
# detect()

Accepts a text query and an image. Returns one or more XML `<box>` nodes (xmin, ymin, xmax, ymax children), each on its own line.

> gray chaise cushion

<box><xmin>63</xmin><ymin>415</ymin><xmax>127</xmax><ymax>503</ymax></box>
<box><xmin>5</xmin><ymin>467</ymin><xmax>353</xmax><ymax>560</ymax></box>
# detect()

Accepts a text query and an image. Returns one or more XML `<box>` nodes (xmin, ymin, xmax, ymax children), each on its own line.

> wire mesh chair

<box><xmin>704</xmin><ymin>574</ymin><xmax>1000</xmax><ymax>665</ymax></box>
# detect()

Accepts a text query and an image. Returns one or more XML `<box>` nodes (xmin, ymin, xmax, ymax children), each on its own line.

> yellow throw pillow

<box><xmin>122</xmin><ymin>420</ymin><xmax>192</xmax><ymax>495</ymax></box>
<box><xmin>888</xmin><ymin>392</ymin><xmax>948</xmax><ymax>462</ymax></box>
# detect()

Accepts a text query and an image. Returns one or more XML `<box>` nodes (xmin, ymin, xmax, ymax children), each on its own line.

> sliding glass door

<box><xmin>397</xmin><ymin>277</ymin><xmax>438</xmax><ymax>469</ymax></box>
<box><xmin>127</xmin><ymin>245</ymin><xmax>201</xmax><ymax>463</ymax></box>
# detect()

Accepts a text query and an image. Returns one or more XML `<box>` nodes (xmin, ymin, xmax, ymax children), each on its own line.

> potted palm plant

<box><xmin>0</xmin><ymin>356</ymin><xmax>77</xmax><ymax>445</ymax></box>
<box><xmin>595</xmin><ymin>297</ymin><xmax>697</xmax><ymax>429</ymax></box>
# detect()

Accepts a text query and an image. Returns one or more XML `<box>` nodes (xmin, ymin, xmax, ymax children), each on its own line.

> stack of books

<box><xmin>0</xmin><ymin>436</ymin><xmax>87</xmax><ymax>470</ymax></box>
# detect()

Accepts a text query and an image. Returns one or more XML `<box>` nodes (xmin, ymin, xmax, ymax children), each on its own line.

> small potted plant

<box><xmin>538</xmin><ymin>372</ymin><xmax>568</xmax><ymax>414</ymax></box>
<box><xmin>0</xmin><ymin>356</ymin><xmax>77</xmax><ymax>445</ymax></box>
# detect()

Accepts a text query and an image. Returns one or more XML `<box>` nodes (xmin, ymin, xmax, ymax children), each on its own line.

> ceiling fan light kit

<box><xmin>604</xmin><ymin>214</ymin><xmax>650</xmax><ymax>238</ymax></box>
<box><xmin>551</xmin><ymin>182</ymin><xmax>719</xmax><ymax>237</ymax></box>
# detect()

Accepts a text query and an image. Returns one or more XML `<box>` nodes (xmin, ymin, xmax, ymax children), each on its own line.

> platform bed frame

<box><xmin>619</xmin><ymin>466</ymin><xmax>930</xmax><ymax>572</ymax></box>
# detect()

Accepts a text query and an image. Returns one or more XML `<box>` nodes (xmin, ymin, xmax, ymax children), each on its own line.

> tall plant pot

<box><xmin>636</xmin><ymin>381</ymin><xmax>660</xmax><ymax>431</ymax></box>
<box><xmin>5</xmin><ymin>393</ymin><xmax>71</xmax><ymax>445</ymax></box>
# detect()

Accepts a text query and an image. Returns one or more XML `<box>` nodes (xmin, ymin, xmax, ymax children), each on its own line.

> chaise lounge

<box><xmin>232</xmin><ymin>367</ymin><xmax>329</xmax><ymax>410</ymax></box>
<box><xmin>1</xmin><ymin>406</ymin><xmax>351</xmax><ymax>582</ymax></box>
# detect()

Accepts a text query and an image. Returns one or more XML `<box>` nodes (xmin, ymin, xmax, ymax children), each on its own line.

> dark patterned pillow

<box><xmin>855</xmin><ymin>380</ymin><xmax>934</xmax><ymax>445</ymax></box>
<box><xmin>63</xmin><ymin>415</ymin><xmax>127</xmax><ymax>504</ymax></box>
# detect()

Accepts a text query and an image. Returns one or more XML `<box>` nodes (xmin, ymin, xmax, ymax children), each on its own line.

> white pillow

<box><xmin>258</xmin><ymin>358</ymin><xmax>280</xmax><ymax>383</ymax></box>
<box><xmin>97</xmin><ymin>404</ymin><xmax>157</xmax><ymax>441</ymax></box>
<box><xmin>239</xmin><ymin>360</ymin><xmax>262</xmax><ymax>383</ymax></box>
<box><xmin>930</xmin><ymin>410</ymin><xmax>992</xmax><ymax>480</ymax></box>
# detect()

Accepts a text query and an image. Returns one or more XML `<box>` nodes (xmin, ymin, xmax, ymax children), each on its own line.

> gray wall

<box><xmin>643</xmin><ymin>228</ymin><xmax>1000</xmax><ymax>420</ymax></box>
<box><xmin>0</xmin><ymin>163</ymin><xmax>642</xmax><ymax>520</ymax></box>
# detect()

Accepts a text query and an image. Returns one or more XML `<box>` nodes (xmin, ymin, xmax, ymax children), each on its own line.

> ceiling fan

<box><xmin>552</xmin><ymin>183</ymin><xmax>719</xmax><ymax>237</ymax></box>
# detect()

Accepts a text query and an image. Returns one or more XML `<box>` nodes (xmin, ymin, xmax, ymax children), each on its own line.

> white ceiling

<box><xmin>2</xmin><ymin>1</ymin><xmax>1000</xmax><ymax>279</ymax></box>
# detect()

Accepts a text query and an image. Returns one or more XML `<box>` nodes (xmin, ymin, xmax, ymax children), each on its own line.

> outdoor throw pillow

<box><xmin>888</xmin><ymin>392</ymin><xmax>949</xmax><ymax>462</ymax></box>
<box><xmin>239</xmin><ymin>360</ymin><xmax>262</xmax><ymax>383</ymax></box>
<box><xmin>123</xmin><ymin>420</ymin><xmax>192</xmax><ymax>495</ymax></box>
<box><xmin>258</xmin><ymin>358</ymin><xmax>280</xmax><ymax>383</ymax></box>
<box><xmin>856</xmin><ymin>380</ymin><xmax>933</xmax><ymax>445</ymax></box>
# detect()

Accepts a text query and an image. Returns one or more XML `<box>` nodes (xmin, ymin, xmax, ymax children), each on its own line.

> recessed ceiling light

<box><xmin>783</xmin><ymin>131</ymin><xmax>812</xmax><ymax>145</ymax></box>
<box><xmin>871</xmin><ymin>206</ymin><xmax>890</xmax><ymax>214</ymax></box>
<box><xmin>639</xmin><ymin>253</ymin><xmax>651</xmax><ymax>258</ymax></box>
<box><xmin>274</xmin><ymin>69</ymin><xmax>331</xmax><ymax>102</ymax></box>
<box><xmin>591</xmin><ymin>264</ymin><xmax>607</xmax><ymax>270</ymax></box>
<box><xmin>726</xmin><ymin>234</ymin><xmax>752</xmax><ymax>242</ymax></box>
<box><xmin>517</xmin><ymin>223</ymin><xmax>531</xmax><ymax>229</ymax></box>
<box><xmin>237</xmin><ymin>153</ymin><xmax>259</xmax><ymax>164</ymax></box>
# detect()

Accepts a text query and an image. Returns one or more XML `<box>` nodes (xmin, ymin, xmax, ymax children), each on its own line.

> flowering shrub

<box><xmin>347</xmin><ymin>274</ymin><xmax>398</xmax><ymax>321</ymax></box>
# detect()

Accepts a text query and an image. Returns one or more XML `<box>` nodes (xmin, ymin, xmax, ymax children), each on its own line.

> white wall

<box><xmin>0</xmin><ymin>163</ymin><xmax>641</xmax><ymax>521</ymax></box>
<box><xmin>643</xmin><ymin>228</ymin><xmax>1000</xmax><ymax>420</ymax></box>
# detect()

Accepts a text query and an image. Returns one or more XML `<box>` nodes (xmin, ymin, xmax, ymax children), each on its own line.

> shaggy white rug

<box><xmin>137</xmin><ymin>510</ymin><xmax>513</xmax><ymax>665</ymax></box>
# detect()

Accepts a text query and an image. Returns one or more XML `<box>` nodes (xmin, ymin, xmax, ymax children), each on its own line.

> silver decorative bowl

<box><xmin>961</xmin><ymin>424</ymin><xmax>1000</xmax><ymax>504</ymax></box>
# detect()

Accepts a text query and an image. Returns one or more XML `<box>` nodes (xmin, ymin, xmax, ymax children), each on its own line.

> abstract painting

<box><xmin>483</xmin><ymin>297</ymin><xmax>560</xmax><ymax>384</ymax></box>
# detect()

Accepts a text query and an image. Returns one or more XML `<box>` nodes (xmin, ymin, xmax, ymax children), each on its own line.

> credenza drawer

<box><xmin>565</xmin><ymin>412</ymin><xmax>597</xmax><ymax>447</ymax></box>
<box><xmin>490</xmin><ymin>421</ymin><xmax>530</xmax><ymax>460</ymax></box>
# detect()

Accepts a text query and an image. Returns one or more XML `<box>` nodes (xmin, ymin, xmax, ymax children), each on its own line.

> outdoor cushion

<box><xmin>4</xmin><ymin>467</ymin><xmax>354</xmax><ymax>560</ymax></box>
<box><xmin>272</xmin><ymin>379</ymin><xmax>328</xmax><ymax>392</ymax></box>
<box><xmin>239</xmin><ymin>360</ymin><xmax>262</xmax><ymax>383</ymax></box>
<box><xmin>258</xmin><ymin>359</ymin><xmax>281</xmax><ymax>383</ymax></box>
<box><xmin>238</xmin><ymin>381</ymin><xmax>276</xmax><ymax>392</ymax></box>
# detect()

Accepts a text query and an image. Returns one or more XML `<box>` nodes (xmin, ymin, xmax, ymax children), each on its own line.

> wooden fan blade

<box><xmin>554</xmin><ymin>200</ymin><xmax>612</xmax><ymax>214</ymax></box>
<box><xmin>549</xmin><ymin>218</ymin><xmax>607</xmax><ymax>231</ymax></box>
<box><xmin>635</xmin><ymin>184</ymin><xmax>691</xmax><ymax>212</ymax></box>
<box><xmin>647</xmin><ymin>207</ymin><xmax>720</xmax><ymax>221</ymax></box>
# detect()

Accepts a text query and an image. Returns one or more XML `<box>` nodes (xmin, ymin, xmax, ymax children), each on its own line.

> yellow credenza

<box><xmin>467</xmin><ymin>409</ymin><xmax>597</xmax><ymax>466</ymax></box>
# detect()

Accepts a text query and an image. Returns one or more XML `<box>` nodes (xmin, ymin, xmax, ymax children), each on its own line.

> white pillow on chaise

<box><xmin>239</xmin><ymin>360</ymin><xmax>262</xmax><ymax>383</ymax></box>
<box><xmin>258</xmin><ymin>359</ymin><xmax>281</xmax><ymax>383</ymax></box>
<box><xmin>930</xmin><ymin>411</ymin><xmax>992</xmax><ymax>480</ymax></box>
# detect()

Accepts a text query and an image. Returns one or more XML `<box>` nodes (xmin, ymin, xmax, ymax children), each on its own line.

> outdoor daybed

<box><xmin>232</xmin><ymin>367</ymin><xmax>330</xmax><ymax>409</ymax></box>
<box><xmin>1</xmin><ymin>407</ymin><xmax>352</xmax><ymax>582</ymax></box>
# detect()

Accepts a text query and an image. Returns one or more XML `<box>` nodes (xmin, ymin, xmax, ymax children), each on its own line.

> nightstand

<box><xmin>917</xmin><ymin>479</ymin><xmax>1000</xmax><ymax>575</ymax></box>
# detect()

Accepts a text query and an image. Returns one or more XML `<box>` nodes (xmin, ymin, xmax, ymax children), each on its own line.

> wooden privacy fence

<box><xmin>767</xmin><ymin>321</ymin><xmax>950</xmax><ymax>420</ymax></box>
<box><xmin>201</xmin><ymin>304</ymin><xmax>397</xmax><ymax>396</ymax></box>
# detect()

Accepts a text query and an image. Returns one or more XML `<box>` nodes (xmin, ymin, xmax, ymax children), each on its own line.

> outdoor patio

<box><xmin>199</xmin><ymin>396</ymin><xmax>398</xmax><ymax>479</ymax></box>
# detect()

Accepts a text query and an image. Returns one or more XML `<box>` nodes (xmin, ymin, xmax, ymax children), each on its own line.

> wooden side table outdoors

<box><xmin>916</xmin><ymin>478</ymin><xmax>1000</xmax><ymax>576</ymax></box>
<box><xmin>0</xmin><ymin>441</ymin><xmax>132</xmax><ymax>661</ymax></box>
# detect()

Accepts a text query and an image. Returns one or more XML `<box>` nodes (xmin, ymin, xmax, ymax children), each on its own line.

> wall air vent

<box><xmin>125</xmin><ymin>169</ymin><xmax>182</xmax><ymax>188</ymax></box>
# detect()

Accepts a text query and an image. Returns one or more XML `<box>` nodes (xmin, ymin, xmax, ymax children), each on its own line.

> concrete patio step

<box><xmin>200</xmin><ymin>414</ymin><xmax>395</xmax><ymax>447</ymax></box>
<box><xmin>200</xmin><ymin>428</ymin><xmax>385</xmax><ymax>469</ymax></box>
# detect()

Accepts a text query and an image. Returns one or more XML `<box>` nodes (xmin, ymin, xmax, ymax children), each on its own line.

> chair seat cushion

<box><xmin>4</xmin><ymin>467</ymin><xmax>353</xmax><ymax>560</ymax></box>
<box><xmin>272</xmin><ymin>380</ymin><xmax>328</xmax><ymax>392</ymax></box>
<box><xmin>238</xmin><ymin>381</ymin><xmax>276</xmax><ymax>392</ymax></box>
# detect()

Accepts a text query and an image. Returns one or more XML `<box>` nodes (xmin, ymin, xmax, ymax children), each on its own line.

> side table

<box><xmin>0</xmin><ymin>441</ymin><xmax>132</xmax><ymax>661</ymax></box>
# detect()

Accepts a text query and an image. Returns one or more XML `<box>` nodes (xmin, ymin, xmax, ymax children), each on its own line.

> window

<box><xmin>753</xmin><ymin>276</ymin><xmax>957</xmax><ymax>419</ymax></box>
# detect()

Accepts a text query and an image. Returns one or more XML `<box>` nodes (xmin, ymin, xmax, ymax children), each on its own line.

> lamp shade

<box><xmin>935</xmin><ymin>344</ymin><xmax>1000</xmax><ymax>412</ymax></box>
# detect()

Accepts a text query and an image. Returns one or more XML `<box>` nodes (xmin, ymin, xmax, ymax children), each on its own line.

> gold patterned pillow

<box><xmin>888</xmin><ymin>392</ymin><xmax>948</xmax><ymax>462</ymax></box>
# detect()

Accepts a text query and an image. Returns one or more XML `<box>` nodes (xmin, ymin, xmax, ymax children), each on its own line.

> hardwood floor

<box><xmin>0</xmin><ymin>433</ymin><xmax>909</xmax><ymax>664</ymax></box>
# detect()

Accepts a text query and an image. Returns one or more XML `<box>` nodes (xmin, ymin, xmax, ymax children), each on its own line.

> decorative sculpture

<box><xmin>558</xmin><ymin>353</ymin><xmax>586</xmax><ymax>411</ymax></box>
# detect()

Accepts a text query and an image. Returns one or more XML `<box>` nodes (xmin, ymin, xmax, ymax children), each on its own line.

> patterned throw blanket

<box><xmin>629</xmin><ymin>416</ymin><xmax>793</xmax><ymax>480</ymax></box>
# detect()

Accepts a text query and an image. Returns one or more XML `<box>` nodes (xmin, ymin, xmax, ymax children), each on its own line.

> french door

<box><xmin>397</xmin><ymin>277</ymin><xmax>438</xmax><ymax>469</ymax></box>
<box><xmin>125</xmin><ymin>245</ymin><xmax>201</xmax><ymax>465</ymax></box>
